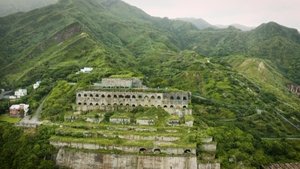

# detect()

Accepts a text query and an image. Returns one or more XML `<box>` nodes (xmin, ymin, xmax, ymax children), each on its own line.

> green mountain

<box><xmin>0</xmin><ymin>0</ymin><xmax>300</xmax><ymax>168</ymax></box>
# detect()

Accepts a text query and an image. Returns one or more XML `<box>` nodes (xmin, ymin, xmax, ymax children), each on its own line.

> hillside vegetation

<box><xmin>0</xmin><ymin>0</ymin><xmax>299</xmax><ymax>168</ymax></box>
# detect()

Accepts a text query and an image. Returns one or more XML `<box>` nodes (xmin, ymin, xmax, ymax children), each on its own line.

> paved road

<box><xmin>276</xmin><ymin>108</ymin><xmax>300</xmax><ymax>131</ymax></box>
<box><xmin>0</xmin><ymin>90</ymin><xmax>13</xmax><ymax>99</ymax></box>
<box><xmin>16</xmin><ymin>98</ymin><xmax>46</xmax><ymax>127</ymax></box>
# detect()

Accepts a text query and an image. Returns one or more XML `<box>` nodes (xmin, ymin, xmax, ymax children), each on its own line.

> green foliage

<box><xmin>42</xmin><ymin>81</ymin><xmax>77</xmax><ymax>121</ymax></box>
<box><xmin>0</xmin><ymin>123</ymin><xmax>57</xmax><ymax>169</ymax></box>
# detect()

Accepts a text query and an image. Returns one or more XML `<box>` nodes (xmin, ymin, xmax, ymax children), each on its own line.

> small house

<box><xmin>9</xmin><ymin>104</ymin><xmax>29</xmax><ymax>118</ymax></box>
<box><xmin>14</xmin><ymin>89</ymin><xmax>27</xmax><ymax>98</ymax></box>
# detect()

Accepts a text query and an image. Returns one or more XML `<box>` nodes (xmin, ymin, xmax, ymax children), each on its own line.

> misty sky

<box><xmin>123</xmin><ymin>0</ymin><xmax>300</xmax><ymax>29</ymax></box>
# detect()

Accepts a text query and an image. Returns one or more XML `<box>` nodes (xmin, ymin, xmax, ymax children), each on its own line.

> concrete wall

<box><xmin>76</xmin><ymin>91</ymin><xmax>191</xmax><ymax>116</ymax></box>
<box><xmin>56</xmin><ymin>148</ymin><xmax>198</xmax><ymax>169</ymax></box>
<box><xmin>50</xmin><ymin>141</ymin><xmax>196</xmax><ymax>155</ymax></box>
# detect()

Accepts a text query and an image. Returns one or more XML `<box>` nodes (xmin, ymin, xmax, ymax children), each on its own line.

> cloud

<box><xmin>123</xmin><ymin>0</ymin><xmax>300</xmax><ymax>29</ymax></box>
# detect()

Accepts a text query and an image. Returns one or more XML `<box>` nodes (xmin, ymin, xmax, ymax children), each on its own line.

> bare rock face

<box><xmin>287</xmin><ymin>84</ymin><xmax>300</xmax><ymax>97</ymax></box>
<box><xmin>56</xmin><ymin>148</ymin><xmax>198</xmax><ymax>169</ymax></box>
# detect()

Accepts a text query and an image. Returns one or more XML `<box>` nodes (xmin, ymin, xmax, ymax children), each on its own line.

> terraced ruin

<box><xmin>49</xmin><ymin>78</ymin><xmax>218</xmax><ymax>169</ymax></box>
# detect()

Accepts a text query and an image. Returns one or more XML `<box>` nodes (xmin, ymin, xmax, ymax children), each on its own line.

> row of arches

<box><xmin>77</xmin><ymin>93</ymin><xmax>188</xmax><ymax>101</ymax></box>
<box><xmin>77</xmin><ymin>102</ymin><xmax>187</xmax><ymax>109</ymax></box>
<box><xmin>139</xmin><ymin>148</ymin><xmax>191</xmax><ymax>154</ymax></box>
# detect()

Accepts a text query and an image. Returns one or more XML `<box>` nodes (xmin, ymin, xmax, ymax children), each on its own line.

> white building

<box><xmin>14</xmin><ymin>89</ymin><xmax>27</xmax><ymax>98</ymax></box>
<box><xmin>77</xmin><ymin>67</ymin><xmax>93</xmax><ymax>74</ymax></box>
<box><xmin>33</xmin><ymin>81</ymin><xmax>41</xmax><ymax>90</ymax></box>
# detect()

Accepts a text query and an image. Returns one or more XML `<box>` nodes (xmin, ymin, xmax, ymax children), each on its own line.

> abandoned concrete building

<box><xmin>76</xmin><ymin>78</ymin><xmax>192</xmax><ymax>116</ymax></box>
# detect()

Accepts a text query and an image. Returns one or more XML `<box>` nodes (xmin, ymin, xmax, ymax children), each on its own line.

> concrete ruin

<box><xmin>56</xmin><ymin>148</ymin><xmax>198</xmax><ymax>169</ymax></box>
<box><xmin>76</xmin><ymin>78</ymin><xmax>192</xmax><ymax>117</ymax></box>
<box><xmin>288</xmin><ymin>84</ymin><xmax>300</xmax><ymax>97</ymax></box>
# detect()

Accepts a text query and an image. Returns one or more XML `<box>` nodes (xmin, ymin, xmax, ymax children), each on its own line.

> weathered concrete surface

<box><xmin>50</xmin><ymin>141</ymin><xmax>196</xmax><ymax>155</ymax></box>
<box><xmin>56</xmin><ymin>148</ymin><xmax>198</xmax><ymax>169</ymax></box>
<box><xmin>198</xmin><ymin>163</ymin><xmax>221</xmax><ymax>169</ymax></box>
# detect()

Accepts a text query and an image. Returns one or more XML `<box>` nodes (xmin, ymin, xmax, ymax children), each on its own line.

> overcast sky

<box><xmin>122</xmin><ymin>0</ymin><xmax>300</xmax><ymax>30</ymax></box>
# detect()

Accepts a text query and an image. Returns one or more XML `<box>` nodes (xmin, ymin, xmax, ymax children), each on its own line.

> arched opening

<box><xmin>177</xmin><ymin>96</ymin><xmax>181</xmax><ymax>100</ymax></box>
<box><xmin>101</xmin><ymin>103</ymin><xmax>105</xmax><ymax>106</ymax></box>
<box><xmin>138</xmin><ymin>95</ymin><xmax>143</xmax><ymax>99</ymax></box>
<box><xmin>101</xmin><ymin>94</ymin><xmax>105</xmax><ymax>98</ymax></box>
<box><xmin>90</xmin><ymin>94</ymin><xmax>93</xmax><ymax>97</ymax></box>
<box><xmin>151</xmin><ymin>105</ymin><xmax>155</xmax><ymax>107</ymax></box>
<box><xmin>154</xmin><ymin>148</ymin><xmax>161</xmax><ymax>154</ymax></box>
<box><xmin>157</xmin><ymin>96</ymin><xmax>161</xmax><ymax>99</ymax></box>
<box><xmin>119</xmin><ymin>95</ymin><xmax>124</xmax><ymax>98</ymax></box>
<box><xmin>183</xmin><ymin>97</ymin><xmax>187</xmax><ymax>100</ymax></box>
<box><xmin>78</xmin><ymin>102</ymin><xmax>82</xmax><ymax>105</ymax></box>
<box><xmin>120</xmin><ymin>103</ymin><xmax>123</xmax><ymax>106</ymax></box>
<box><xmin>125</xmin><ymin>95</ymin><xmax>130</xmax><ymax>98</ymax></box>
<box><xmin>183</xmin><ymin>106</ymin><xmax>187</xmax><ymax>109</ymax></box>
<box><xmin>84</xmin><ymin>103</ymin><xmax>87</xmax><ymax>105</ymax></box>
<box><xmin>114</xmin><ymin>95</ymin><xmax>118</xmax><ymax>98</ymax></box>
<box><xmin>107</xmin><ymin>95</ymin><xmax>111</xmax><ymax>98</ymax></box>
<box><xmin>164</xmin><ymin>105</ymin><xmax>168</xmax><ymax>108</ymax></box>
<box><xmin>170</xmin><ymin>105</ymin><xmax>174</xmax><ymax>108</ymax></box>
<box><xmin>132</xmin><ymin>104</ymin><xmax>136</xmax><ymax>107</ymax></box>
<box><xmin>145</xmin><ymin>96</ymin><xmax>149</xmax><ymax>99</ymax></box>
<box><xmin>90</xmin><ymin>103</ymin><xmax>93</xmax><ymax>106</ymax></box>
<box><xmin>95</xmin><ymin>94</ymin><xmax>99</xmax><ymax>97</ymax></box>
<box><xmin>107</xmin><ymin>104</ymin><xmax>111</xmax><ymax>106</ymax></box>
<box><xmin>78</xmin><ymin>94</ymin><xmax>81</xmax><ymax>97</ymax></box>
<box><xmin>144</xmin><ymin>105</ymin><xmax>148</xmax><ymax>107</ymax></box>
<box><xmin>126</xmin><ymin>104</ymin><xmax>130</xmax><ymax>107</ymax></box>
<box><xmin>139</xmin><ymin>148</ymin><xmax>146</xmax><ymax>153</ymax></box>
<box><xmin>95</xmin><ymin>103</ymin><xmax>99</xmax><ymax>106</ymax></box>
<box><xmin>157</xmin><ymin>105</ymin><xmax>161</xmax><ymax>107</ymax></box>
<box><xmin>84</xmin><ymin>94</ymin><xmax>87</xmax><ymax>97</ymax></box>
<box><xmin>151</xmin><ymin>96</ymin><xmax>155</xmax><ymax>99</ymax></box>
<box><xmin>184</xmin><ymin>149</ymin><xmax>191</xmax><ymax>154</ymax></box>
<box><xmin>170</xmin><ymin>96</ymin><xmax>174</xmax><ymax>100</ymax></box>
<box><xmin>132</xmin><ymin>95</ymin><xmax>136</xmax><ymax>99</ymax></box>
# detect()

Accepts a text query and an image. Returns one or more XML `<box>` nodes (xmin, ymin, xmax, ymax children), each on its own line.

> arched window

<box><xmin>125</xmin><ymin>95</ymin><xmax>130</xmax><ymax>98</ymax></box>
<box><xmin>164</xmin><ymin>105</ymin><xmax>168</xmax><ymax>108</ymax></box>
<box><xmin>120</xmin><ymin>103</ymin><xmax>123</xmax><ymax>106</ymax></box>
<box><xmin>170</xmin><ymin>105</ymin><xmax>174</xmax><ymax>108</ymax></box>
<box><xmin>170</xmin><ymin>96</ymin><xmax>174</xmax><ymax>100</ymax></box>
<box><xmin>84</xmin><ymin>103</ymin><xmax>87</xmax><ymax>105</ymax></box>
<box><xmin>132</xmin><ymin>104</ymin><xmax>136</xmax><ymax>107</ymax></box>
<box><xmin>183</xmin><ymin>106</ymin><xmax>187</xmax><ymax>109</ymax></box>
<box><xmin>177</xmin><ymin>96</ymin><xmax>181</xmax><ymax>100</ymax></box>
<box><xmin>101</xmin><ymin>103</ymin><xmax>105</xmax><ymax>106</ymax></box>
<box><xmin>90</xmin><ymin>94</ymin><xmax>93</xmax><ymax>97</ymax></box>
<box><xmin>84</xmin><ymin>94</ymin><xmax>87</xmax><ymax>97</ymax></box>
<box><xmin>157</xmin><ymin>105</ymin><xmax>161</xmax><ymax>107</ymax></box>
<box><xmin>151</xmin><ymin>105</ymin><xmax>155</xmax><ymax>107</ymax></box>
<box><xmin>151</xmin><ymin>96</ymin><xmax>155</xmax><ymax>99</ymax></box>
<box><xmin>78</xmin><ymin>102</ymin><xmax>82</xmax><ymax>105</ymax></box>
<box><xmin>138</xmin><ymin>95</ymin><xmax>143</xmax><ymax>99</ymax></box>
<box><xmin>132</xmin><ymin>95</ymin><xmax>136</xmax><ymax>99</ymax></box>
<box><xmin>113</xmin><ymin>103</ymin><xmax>117</xmax><ymax>106</ymax></box>
<box><xmin>95</xmin><ymin>103</ymin><xmax>99</xmax><ymax>106</ymax></box>
<box><xmin>114</xmin><ymin>95</ymin><xmax>118</xmax><ymax>98</ymax></box>
<box><xmin>95</xmin><ymin>94</ymin><xmax>99</xmax><ymax>97</ymax></box>
<box><xmin>119</xmin><ymin>95</ymin><xmax>124</xmax><ymax>98</ymax></box>
<box><xmin>139</xmin><ymin>148</ymin><xmax>146</xmax><ymax>153</ymax></box>
<box><xmin>126</xmin><ymin>104</ymin><xmax>130</xmax><ymax>107</ymax></box>
<box><xmin>154</xmin><ymin>148</ymin><xmax>161</xmax><ymax>154</ymax></box>
<box><xmin>101</xmin><ymin>94</ymin><xmax>105</xmax><ymax>98</ymax></box>
<box><xmin>157</xmin><ymin>96</ymin><xmax>161</xmax><ymax>99</ymax></box>
<box><xmin>90</xmin><ymin>103</ymin><xmax>93</xmax><ymax>106</ymax></box>
<box><xmin>184</xmin><ymin>149</ymin><xmax>191</xmax><ymax>154</ymax></box>
<box><xmin>78</xmin><ymin>94</ymin><xmax>81</xmax><ymax>97</ymax></box>
<box><xmin>183</xmin><ymin>96</ymin><xmax>187</xmax><ymax>100</ymax></box>
<box><xmin>107</xmin><ymin>95</ymin><xmax>111</xmax><ymax>98</ymax></box>
<box><xmin>145</xmin><ymin>96</ymin><xmax>149</xmax><ymax>99</ymax></box>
